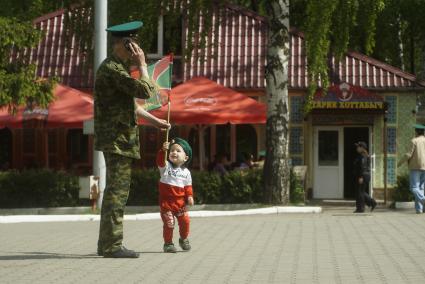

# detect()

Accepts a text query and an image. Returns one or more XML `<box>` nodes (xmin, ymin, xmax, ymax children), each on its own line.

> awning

<box><xmin>0</xmin><ymin>84</ymin><xmax>93</xmax><ymax>129</ymax></box>
<box><xmin>140</xmin><ymin>77</ymin><xmax>266</xmax><ymax>125</ymax></box>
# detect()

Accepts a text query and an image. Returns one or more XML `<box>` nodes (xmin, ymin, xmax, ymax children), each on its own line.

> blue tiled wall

<box><xmin>387</xmin><ymin>127</ymin><xmax>397</xmax><ymax>154</ymax></box>
<box><xmin>387</xmin><ymin>157</ymin><xmax>396</xmax><ymax>185</ymax></box>
<box><xmin>289</xmin><ymin>127</ymin><xmax>303</xmax><ymax>154</ymax></box>
<box><xmin>385</xmin><ymin>96</ymin><xmax>397</xmax><ymax>124</ymax></box>
<box><xmin>290</xmin><ymin>96</ymin><xmax>304</xmax><ymax>123</ymax></box>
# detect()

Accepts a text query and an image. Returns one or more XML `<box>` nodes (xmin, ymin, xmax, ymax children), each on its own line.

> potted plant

<box><xmin>392</xmin><ymin>174</ymin><xmax>415</xmax><ymax>209</ymax></box>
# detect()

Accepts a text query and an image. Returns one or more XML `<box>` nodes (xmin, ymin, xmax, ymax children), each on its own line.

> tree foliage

<box><xmin>373</xmin><ymin>0</ymin><xmax>425</xmax><ymax>78</ymax></box>
<box><xmin>0</xmin><ymin>17</ymin><xmax>56</xmax><ymax>113</ymax></box>
<box><xmin>302</xmin><ymin>0</ymin><xmax>385</xmax><ymax>112</ymax></box>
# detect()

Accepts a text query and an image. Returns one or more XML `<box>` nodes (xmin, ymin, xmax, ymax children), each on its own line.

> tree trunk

<box><xmin>397</xmin><ymin>14</ymin><xmax>405</xmax><ymax>71</ymax></box>
<box><xmin>263</xmin><ymin>0</ymin><xmax>290</xmax><ymax>205</ymax></box>
<box><xmin>410</xmin><ymin>30</ymin><xmax>415</xmax><ymax>74</ymax></box>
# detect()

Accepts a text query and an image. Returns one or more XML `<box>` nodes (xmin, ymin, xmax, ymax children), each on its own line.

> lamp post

<box><xmin>93</xmin><ymin>0</ymin><xmax>107</xmax><ymax>208</ymax></box>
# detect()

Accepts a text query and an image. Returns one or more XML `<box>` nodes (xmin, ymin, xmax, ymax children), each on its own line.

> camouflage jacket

<box><xmin>94</xmin><ymin>55</ymin><xmax>156</xmax><ymax>159</ymax></box>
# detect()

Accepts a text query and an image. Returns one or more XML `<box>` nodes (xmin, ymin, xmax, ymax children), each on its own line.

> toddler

<box><xmin>156</xmin><ymin>138</ymin><xmax>194</xmax><ymax>253</ymax></box>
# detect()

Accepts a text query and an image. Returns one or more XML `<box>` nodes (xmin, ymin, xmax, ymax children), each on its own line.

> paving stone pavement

<box><xmin>1</xmin><ymin>209</ymin><xmax>425</xmax><ymax>284</ymax></box>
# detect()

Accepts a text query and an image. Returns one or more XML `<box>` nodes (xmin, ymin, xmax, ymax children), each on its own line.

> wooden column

<box><xmin>40</xmin><ymin>128</ymin><xmax>49</xmax><ymax>168</ymax></box>
<box><xmin>210</xmin><ymin>125</ymin><xmax>216</xmax><ymax>162</ymax></box>
<box><xmin>198</xmin><ymin>125</ymin><xmax>206</xmax><ymax>170</ymax></box>
<box><xmin>58</xmin><ymin>128</ymin><xmax>68</xmax><ymax>169</ymax></box>
<box><xmin>383</xmin><ymin>116</ymin><xmax>388</xmax><ymax>205</ymax></box>
<box><xmin>230</xmin><ymin>124</ymin><xmax>236</xmax><ymax>162</ymax></box>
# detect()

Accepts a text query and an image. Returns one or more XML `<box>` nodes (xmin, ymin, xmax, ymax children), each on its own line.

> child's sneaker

<box><xmin>163</xmin><ymin>243</ymin><xmax>177</xmax><ymax>253</ymax></box>
<box><xmin>179</xmin><ymin>238</ymin><xmax>191</xmax><ymax>251</ymax></box>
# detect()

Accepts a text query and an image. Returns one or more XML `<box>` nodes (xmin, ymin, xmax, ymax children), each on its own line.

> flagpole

<box><xmin>164</xmin><ymin>53</ymin><xmax>173</xmax><ymax>164</ymax></box>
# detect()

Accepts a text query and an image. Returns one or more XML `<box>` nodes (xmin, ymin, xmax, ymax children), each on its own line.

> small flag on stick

<box><xmin>133</xmin><ymin>54</ymin><xmax>173</xmax><ymax>111</ymax></box>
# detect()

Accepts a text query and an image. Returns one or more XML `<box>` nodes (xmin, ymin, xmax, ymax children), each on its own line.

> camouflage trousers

<box><xmin>97</xmin><ymin>152</ymin><xmax>133</xmax><ymax>254</ymax></box>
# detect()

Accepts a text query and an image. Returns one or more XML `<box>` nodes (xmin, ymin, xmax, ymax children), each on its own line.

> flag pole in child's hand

<box><xmin>164</xmin><ymin>95</ymin><xmax>171</xmax><ymax>164</ymax></box>
<box><xmin>164</xmin><ymin>53</ymin><xmax>173</xmax><ymax>164</ymax></box>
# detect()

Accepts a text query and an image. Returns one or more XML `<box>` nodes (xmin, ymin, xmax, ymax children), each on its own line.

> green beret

<box><xmin>413</xmin><ymin>124</ymin><xmax>425</xmax><ymax>129</ymax></box>
<box><xmin>170</xmin><ymin>137</ymin><xmax>192</xmax><ymax>165</ymax></box>
<box><xmin>106</xmin><ymin>21</ymin><xmax>143</xmax><ymax>37</ymax></box>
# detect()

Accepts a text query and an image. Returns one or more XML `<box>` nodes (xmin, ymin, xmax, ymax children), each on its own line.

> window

<box><xmin>67</xmin><ymin>129</ymin><xmax>89</xmax><ymax>164</ymax></box>
<box><xmin>318</xmin><ymin>131</ymin><xmax>338</xmax><ymax>166</ymax></box>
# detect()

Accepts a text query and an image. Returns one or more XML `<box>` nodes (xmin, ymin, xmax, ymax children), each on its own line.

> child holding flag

<box><xmin>156</xmin><ymin>138</ymin><xmax>194</xmax><ymax>253</ymax></box>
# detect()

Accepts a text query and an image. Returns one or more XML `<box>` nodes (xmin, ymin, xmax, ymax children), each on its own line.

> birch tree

<box><xmin>263</xmin><ymin>0</ymin><xmax>290</xmax><ymax>204</ymax></box>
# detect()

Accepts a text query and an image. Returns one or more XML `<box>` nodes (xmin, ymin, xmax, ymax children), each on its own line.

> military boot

<box><xmin>103</xmin><ymin>246</ymin><xmax>139</xmax><ymax>258</ymax></box>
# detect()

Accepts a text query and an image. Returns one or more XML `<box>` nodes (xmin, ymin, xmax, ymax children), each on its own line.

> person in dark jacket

<box><xmin>353</xmin><ymin>142</ymin><xmax>377</xmax><ymax>213</ymax></box>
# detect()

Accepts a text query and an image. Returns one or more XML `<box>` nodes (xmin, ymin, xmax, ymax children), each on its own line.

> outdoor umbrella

<box><xmin>139</xmin><ymin>77</ymin><xmax>267</xmax><ymax>169</ymax></box>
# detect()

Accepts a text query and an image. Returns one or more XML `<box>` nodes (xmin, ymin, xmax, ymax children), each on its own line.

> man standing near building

<box><xmin>398</xmin><ymin>124</ymin><xmax>425</xmax><ymax>214</ymax></box>
<box><xmin>353</xmin><ymin>142</ymin><xmax>377</xmax><ymax>213</ymax></box>
<box><xmin>95</xmin><ymin>21</ymin><xmax>170</xmax><ymax>258</ymax></box>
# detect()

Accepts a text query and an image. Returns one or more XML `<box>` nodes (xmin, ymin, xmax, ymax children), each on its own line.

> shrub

<box><xmin>191</xmin><ymin>171</ymin><xmax>222</xmax><ymax>204</ymax></box>
<box><xmin>128</xmin><ymin>168</ymin><xmax>264</xmax><ymax>205</ymax></box>
<box><xmin>0</xmin><ymin>169</ymin><xmax>79</xmax><ymax>208</ymax></box>
<box><xmin>290</xmin><ymin>170</ymin><xmax>305</xmax><ymax>204</ymax></box>
<box><xmin>0</xmin><ymin>166</ymin><xmax>304</xmax><ymax>208</ymax></box>
<box><xmin>128</xmin><ymin>168</ymin><xmax>159</xmax><ymax>206</ymax></box>
<box><xmin>392</xmin><ymin>174</ymin><xmax>413</xmax><ymax>202</ymax></box>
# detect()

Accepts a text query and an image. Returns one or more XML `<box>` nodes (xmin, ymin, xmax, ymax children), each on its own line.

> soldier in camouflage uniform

<box><xmin>95</xmin><ymin>21</ymin><xmax>170</xmax><ymax>258</ymax></box>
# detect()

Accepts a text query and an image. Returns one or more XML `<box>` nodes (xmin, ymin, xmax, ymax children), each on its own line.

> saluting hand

<box><xmin>128</xmin><ymin>41</ymin><xmax>146</xmax><ymax>67</ymax></box>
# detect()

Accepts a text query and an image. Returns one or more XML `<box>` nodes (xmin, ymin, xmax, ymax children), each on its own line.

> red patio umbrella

<box><xmin>0</xmin><ymin>84</ymin><xmax>93</xmax><ymax>129</ymax></box>
<box><xmin>141</xmin><ymin>77</ymin><xmax>266</xmax><ymax>125</ymax></box>
<box><xmin>139</xmin><ymin>77</ymin><xmax>266</xmax><ymax>169</ymax></box>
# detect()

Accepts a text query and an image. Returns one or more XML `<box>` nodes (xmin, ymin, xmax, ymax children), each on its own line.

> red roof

<box><xmin>25</xmin><ymin>4</ymin><xmax>425</xmax><ymax>91</ymax></box>
<box><xmin>0</xmin><ymin>84</ymin><xmax>93</xmax><ymax>129</ymax></box>
<box><xmin>9</xmin><ymin>9</ymin><xmax>94</xmax><ymax>90</ymax></box>
<box><xmin>186</xmin><ymin>4</ymin><xmax>425</xmax><ymax>90</ymax></box>
<box><xmin>141</xmin><ymin>77</ymin><xmax>266</xmax><ymax>125</ymax></box>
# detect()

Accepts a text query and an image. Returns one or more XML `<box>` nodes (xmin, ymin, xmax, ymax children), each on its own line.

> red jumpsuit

<box><xmin>156</xmin><ymin>150</ymin><xmax>193</xmax><ymax>243</ymax></box>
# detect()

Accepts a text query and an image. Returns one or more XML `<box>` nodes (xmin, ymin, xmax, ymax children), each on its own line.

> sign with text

<box><xmin>313</xmin><ymin>83</ymin><xmax>384</xmax><ymax>110</ymax></box>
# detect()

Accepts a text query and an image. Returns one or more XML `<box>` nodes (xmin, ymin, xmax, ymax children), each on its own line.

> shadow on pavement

<box><xmin>0</xmin><ymin>251</ymin><xmax>100</xmax><ymax>260</ymax></box>
<box><xmin>139</xmin><ymin>251</ymin><xmax>189</xmax><ymax>254</ymax></box>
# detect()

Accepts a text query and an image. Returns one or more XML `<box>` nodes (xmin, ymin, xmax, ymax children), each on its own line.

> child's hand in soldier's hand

<box><xmin>187</xmin><ymin>196</ymin><xmax>194</xmax><ymax>206</ymax></box>
<box><xmin>163</xmin><ymin>142</ymin><xmax>170</xmax><ymax>151</ymax></box>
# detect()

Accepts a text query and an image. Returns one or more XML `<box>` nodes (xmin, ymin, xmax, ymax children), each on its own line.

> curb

<box><xmin>0</xmin><ymin>204</ymin><xmax>266</xmax><ymax>215</ymax></box>
<box><xmin>0</xmin><ymin>206</ymin><xmax>322</xmax><ymax>224</ymax></box>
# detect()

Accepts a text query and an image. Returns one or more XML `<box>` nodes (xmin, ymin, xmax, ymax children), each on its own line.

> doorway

<box><xmin>343</xmin><ymin>127</ymin><xmax>369</xmax><ymax>199</ymax></box>
<box><xmin>313</xmin><ymin>127</ymin><xmax>344</xmax><ymax>199</ymax></box>
<box><xmin>313</xmin><ymin>126</ymin><xmax>371</xmax><ymax>199</ymax></box>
